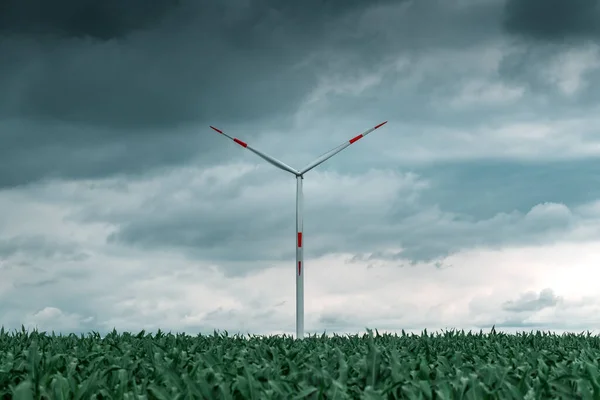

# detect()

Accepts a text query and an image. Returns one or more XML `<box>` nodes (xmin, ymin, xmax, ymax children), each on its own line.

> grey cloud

<box><xmin>356</xmin><ymin>202</ymin><xmax>574</xmax><ymax>263</ymax></box>
<box><xmin>502</xmin><ymin>288</ymin><xmax>562</xmax><ymax>312</ymax></box>
<box><xmin>0</xmin><ymin>0</ymin><xmax>405</xmax><ymax>128</ymax></box>
<box><xmin>106</xmin><ymin>213</ymin><xmax>294</xmax><ymax>267</ymax></box>
<box><xmin>498</xmin><ymin>2</ymin><xmax>600</xmax><ymax>109</ymax></box>
<box><xmin>20</xmin><ymin>155</ymin><xmax>596</xmax><ymax>275</ymax></box>
<box><xmin>0</xmin><ymin>0</ymin><xmax>181</xmax><ymax>40</ymax></box>
<box><xmin>497</xmin><ymin>43</ymin><xmax>600</xmax><ymax>104</ymax></box>
<box><xmin>51</xmin><ymin>167</ymin><xmax>419</xmax><ymax>274</ymax></box>
<box><xmin>0</xmin><ymin>235</ymin><xmax>87</xmax><ymax>261</ymax></box>
<box><xmin>0</xmin><ymin>0</ymin><xmax>507</xmax><ymax>189</ymax></box>
<box><xmin>0</xmin><ymin>281</ymin><xmax>103</xmax><ymax>335</ymax></box>
<box><xmin>0</xmin><ymin>253</ymin><xmax>134</xmax><ymax>336</ymax></box>
<box><xmin>415</xmin><ymin>159</ymin><xmax>600</xmax><ymax>221</ymax></box>
<box><xmin>498</xmin><ymin>45</ymin><xmax>562</xmax><ymax>93</ymax></box>
<box><xmin>0</xmin><ymin>121</ymin><xmax>214</xmax><ymax>189</ymax></box>
<box><xmin>81</xmin><ymin>164</ymin><xmax>579</xmax><ymax>270</ymax></box>
<box><xmin>0</xmin><ymin>0</ymin><xmax>383</xmax><ymax>188</ymax></box>
<box><xmin>2</xmin><ymin>172</ymin><xmax>599</xmax><ymax>335</ymax></box>
<box><xmin>503</xmin><ymin>0</ymin><xmax>600</xmax><ymax>41</ymax></box>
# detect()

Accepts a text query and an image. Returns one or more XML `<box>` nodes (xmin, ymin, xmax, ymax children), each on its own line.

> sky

<box><xmin>2</xmin><ymin>0</ymin><xmax>600</xmax><ymax>337</ymax></box>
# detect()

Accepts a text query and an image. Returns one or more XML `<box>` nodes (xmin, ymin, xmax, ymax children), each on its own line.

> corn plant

<box><xmin>1</xmin><ymin>326</ymin><xmax>599</xmax><ymax>399</ymax></box>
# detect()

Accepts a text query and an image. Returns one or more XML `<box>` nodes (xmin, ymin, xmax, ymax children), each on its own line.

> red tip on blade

<box><xmin>298</xmin><ymin>261</ymin><xmax>302</xmax><ymax>275</ymax></box>
<box><xmin>374</xmin><ymin>121</ymin><xmax>388</xmax><ymax>129</ymax></box>
<box><xmin>349</xmin><ymin>134</ymin><xmax>363</xmax><ymax>144</ymax></box>
<box><xmin>210</xmin><ymin>126</ymin><xmax>223</xmax><ymax>134</ymax></box>
<box><xmin>233</xmin><ymin>138</ymin><xmax>248</xmax><ymax>148</ymax></box>
<box><xmin>297</xmin><ymin>232</ymin><xmax>303</xmax><ymax>248</ymax></box>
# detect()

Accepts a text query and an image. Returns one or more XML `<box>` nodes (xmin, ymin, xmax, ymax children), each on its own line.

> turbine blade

<box><xmin>298</xmin><ymin>121</ymin><xmax>387</xmax><ymax>175</ymax></box>
<box><xmin>210</xmin><ymin>126</ymin><xmax>299</xmax><ymax>175</ymax></box>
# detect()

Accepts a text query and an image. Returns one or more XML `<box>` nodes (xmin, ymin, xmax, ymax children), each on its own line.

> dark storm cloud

<box><xmin>0</xmin><ymin>0</ymin><xmax>508</xmax><ymax>189</ymax></box>
<box><xmin>503</xmin><ymin>0</ymin><xmax>600</xmax><ymax>40</ymax></box>
<box><xmin>0</xmin><ymin>0</ymin><xmax>402</xmax><ymax>41</ymax></box>
<box><xmin>0</xmin><ymin>0</ymin><xmax>181</xmax><ymax>40</ymax></box>
<box><xmin>0</xmin><ymin>0</ymin><xmax>403</xmax><ymax>128</ymax></box>
<box><xmin>0</xmin><ymin>121</ymin><xmax>208</xmax><ymax>188</ymax></box>
<box><xmin>0</xmin><ymin>0</ymin><xmax>404</xmax><ymax>188</ymax></box>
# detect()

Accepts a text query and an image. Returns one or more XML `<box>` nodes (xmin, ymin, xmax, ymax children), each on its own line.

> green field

<box><xmin>1</xmin><ymin>327</ymin><xmax>600</xmax><ymax>399</ymax></box>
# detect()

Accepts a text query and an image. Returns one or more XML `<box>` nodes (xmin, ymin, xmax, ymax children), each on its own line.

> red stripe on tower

<box><xmin>233</xmin><ymin>138</ymin><xmax>248</xmax><ymax>148</ymax></box>
<box><xmin>349</xmin><ymin>134</ymin><xmax>363</xmax><ymax>144</ymax></box>
<box><xmin>210</xmin><ymin>126</ymin><xmax>224</xmax><ymax>134</ymax></box>
<box><xmin>297</xmin><ymin>232</ymin><xmax>302</xmax><ymax>248</ymax></box>
<box><xmin>298</xmin><ymin>261</ymin><xmax>302</xmax><ymax>275</ymax></box>
<box><xmin>374</xmin><ymin>121</ymin><xmax>388</xmax><ymax>129</ymax></box>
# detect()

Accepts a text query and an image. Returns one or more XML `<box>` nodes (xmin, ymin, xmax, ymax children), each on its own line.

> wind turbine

<box><xmin>210</xmin><ymin>121</ymin><xmax>388</xmax><ymax>339</ymax></box>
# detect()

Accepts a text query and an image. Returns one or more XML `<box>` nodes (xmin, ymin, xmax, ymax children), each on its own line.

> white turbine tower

<box><xmin>210</xmin><ymin>121</ymin><xmax>388</xmax><ymax>339</ymax></box>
